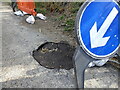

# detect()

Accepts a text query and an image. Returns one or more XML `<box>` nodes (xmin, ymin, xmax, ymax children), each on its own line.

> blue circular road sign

<box><xmin>75</xmin><ymin>0</ymin><xmax>120</xmax><ymax>59</ymax></box>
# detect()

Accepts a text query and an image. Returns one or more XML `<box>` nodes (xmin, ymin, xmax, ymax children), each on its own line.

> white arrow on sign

<box><xmin>90</xmin><ymin>7</ymin><xmax>118</xmax><ymax>48</ymax></box>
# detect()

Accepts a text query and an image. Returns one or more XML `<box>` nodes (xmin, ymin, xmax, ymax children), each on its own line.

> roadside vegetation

<box><xmin>35</xmin><ymin>2</ymin><xmax>83</xmax><ymax>31</ymax></box>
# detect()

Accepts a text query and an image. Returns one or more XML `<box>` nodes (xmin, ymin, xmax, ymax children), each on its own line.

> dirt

<box><xmin>108</xmin><ymin>55</ymin><xmax>120</xmax><ymax>69</ymax></box>
<box><xmin>32</xmin><ymin>41</ymin><xmax>75</xmax><ymax>70</ymax></box>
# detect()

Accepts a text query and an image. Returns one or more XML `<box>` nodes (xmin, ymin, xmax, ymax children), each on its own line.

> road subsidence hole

<box><xmin>32</xmin><ymin>41</ymin><xmax>75</xmax><ymax>70</ymax></box>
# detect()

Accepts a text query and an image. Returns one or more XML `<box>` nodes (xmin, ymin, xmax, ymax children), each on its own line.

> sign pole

<box><xmin>73</xmin><ymin>46</ymin><xmax>94</xmax><ymax>88</ymax></box>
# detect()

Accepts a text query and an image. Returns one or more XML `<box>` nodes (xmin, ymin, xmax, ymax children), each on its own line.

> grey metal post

<box><xmin>73</xmin><ymin>46</ymin><xmax>94</xmax><ymax>88</ymax></box>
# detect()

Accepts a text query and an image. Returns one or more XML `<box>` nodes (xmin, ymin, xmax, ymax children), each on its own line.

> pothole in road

<box><xmin>32</xmin><ymin>41</ymin><xmax>75</xmax><ymax>70</ymax></box>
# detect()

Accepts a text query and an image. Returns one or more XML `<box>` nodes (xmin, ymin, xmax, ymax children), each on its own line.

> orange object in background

<box><xmin>17</xmin><ymin>0</ymin><xmax>37</xmax><ymax>16</ymax></box>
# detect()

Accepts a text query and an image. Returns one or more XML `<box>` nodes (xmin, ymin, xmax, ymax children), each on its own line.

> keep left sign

<box><xmin>76</xmin><ymin>0</ymin><xmax>120</xmax><ymax>59</ymax></box>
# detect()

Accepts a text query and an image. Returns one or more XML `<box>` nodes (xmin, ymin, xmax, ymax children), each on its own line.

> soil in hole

<box><xmin>32</xmin><ymin>41</ymin><xmax>75</xmax><ymax>70</ymax></box>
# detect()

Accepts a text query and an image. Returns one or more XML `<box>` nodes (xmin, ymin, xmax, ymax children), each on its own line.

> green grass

<box><xmin>35</xmin><ymin>2</ymin><xmax>83</xmax><ymax>31</ymax></box>
<box><xmin>58</xmin><ymin>15</ymin><xmax>66</xmax><ymax>21</ymax></box>
<box><xmin>64</xmin><ymin>19</ymin><xmax>75</xmax><ymax>31</ymax></box>
<box><xmin>36</xmin><ymin>8</ymin><xmax>47</xmax><ymax>15</ymax></box>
